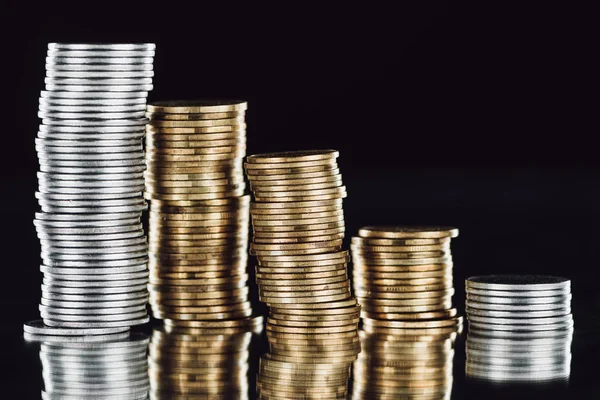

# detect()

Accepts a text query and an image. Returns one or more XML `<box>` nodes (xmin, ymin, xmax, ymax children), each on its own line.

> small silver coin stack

<box><xmin>36</xmin><ymin>333</ymin><xmax>150</xmax><ymax>399</ymax></box>
<box><xmin>465</xmin><ymin>275</ymin><xmax>573</xmax><ymax>382</ymax></box>
<box><xmin>29</xmin><ymin>43</ymin><xmax>155</xmax><ymax>334</ymax></box>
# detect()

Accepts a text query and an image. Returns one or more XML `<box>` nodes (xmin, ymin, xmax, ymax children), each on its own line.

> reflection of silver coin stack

<box><xmin>32</xmin><ymin>332</ymin><xmax>149</xmax><ymax>399</ymax></box>
<box><xmin>465</xmin><ymin>275</ymin><xmax>573</xmax><ymax>382</ymax></box>
<box><xmin>30</xmin><ymin>43</ymin><xmax>155</xmax><ymax>333</ymax></box>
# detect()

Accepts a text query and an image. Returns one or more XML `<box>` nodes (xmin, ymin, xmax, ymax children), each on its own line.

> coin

<box><xmin>358</xmin><ymin>226</ymin><xmax>459</xmax><ymax>239</ymax></box>
<box><xmin>466</xmin><ymin>275</ymin><xmax>571</xmax><ymax>292</ymax></box>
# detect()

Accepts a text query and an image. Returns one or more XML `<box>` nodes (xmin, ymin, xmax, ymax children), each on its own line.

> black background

<box><xmin>2</xmin><ymin>1</ymin><xmax>599</xmax><ymax>398</ymax></box>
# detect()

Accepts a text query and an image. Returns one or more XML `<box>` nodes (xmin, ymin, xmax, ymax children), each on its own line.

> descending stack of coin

<box><xmin>144</xmin><ymin>101</ymin><xmax>253</xmax><ymax>325</ymax></box>
<box><xmin>245</xmin><ymin>150</ymin><xmax>360</xmax><ymax>399</ymax></box>
<box><xmin>465</xmin><ymin>275</ymin><xmax>574</xmax><ymax>382</ymax></box>
<box><xmin>32</xmin><ymin>332</ymin><xmax>150</xmax><ymax>399</ymax></box>
<box><xmin>30</xmin><ymin>43</ymin><xmax>155</xmax><ymax>333</ymax></box>
<box><xmin>148</xmin><ymin>318</ymin><xmax>262</xmax><ymax>399</ymax></box>
<box><xmin>353</xmin><ymin>326</ymin><xmax>459</xmax><ymax>400</ymax></box>
<box><xmin>351</xmin><ymin>227</ymin><xmax>461</xmax><ymax>331</ymax></box>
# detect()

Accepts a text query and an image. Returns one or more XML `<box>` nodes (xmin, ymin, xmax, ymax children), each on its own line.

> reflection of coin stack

<box><xmin>465</xmin><ymin>275</ymin><xmax>573</xmax><ymax>382</ymax></box>
<box><xmin>27</xmin><ymin>332</ymin><xmax>149</xmax><ymax>399</ymax></box>
<box><xmin>351</xmin><ymin>227</ymin><xmax>461</xmax><ymax>331</ymax></box>
<box><xmin>244</xmin><ymin>150</ymin><xmax>360</xmax><ymax>399</ymax></box>
<box><xmin>148</xmin><ymin>322</ymin><xmax>261</xmax><ymax>399</ymax></box>
<box><xmin>31</xmin><ymin>43</ymin><xmax>155</xmax><ymax>333</ymax></box>
<box><xmin>144</xmin><ymin>101</ymin><xmax>253</xmax><ymax>325</ymax></box>
<box><xmin>352</xmin><ymin>327</ymin><xmax>458</xmax><ymax>399</ymax></box>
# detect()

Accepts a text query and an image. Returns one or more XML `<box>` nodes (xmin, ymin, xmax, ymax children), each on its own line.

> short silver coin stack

<box><xmin>465</xmin><ymin>275</ymin><xmax>573</xmax><ymax>382</ymax></box>
<box><xmin>28</xmin><ymin>43</ymin><xmax>155</xmax><ymax>335</ymax></box>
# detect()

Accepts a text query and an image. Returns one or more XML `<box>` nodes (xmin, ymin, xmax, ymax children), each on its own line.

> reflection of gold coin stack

<box><xmin>244</xmin><ymin>150</ymin><xmax>360</xmax><ymax>399</ymax></box>
<box><xmin>148</xmin><ymin>321</ymin><xmax>262</xmax><ymax>399</ymax></box>
<box><xmin>352</xmin><ymin>327</ymin><xmax>458</xmax><ymax>399</ymax></box>
<box><xmin>351</xmin><ymin>227</ymin><xmax>461</xmax><ymax>329</ymax></box>
<box><xmin>144</xmin><ymin>101</ymin><xmax>254</xmax><ymax>325</ymax></box>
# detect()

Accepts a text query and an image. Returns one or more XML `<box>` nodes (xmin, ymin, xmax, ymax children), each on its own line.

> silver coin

<box><xmin>36</xmin><ymin>223</ymin><xmax>143</xmax><ymax>235</ymax></box>
<box><xmin>41</xmin><ymin>290</ymin><xmax>147</xmax><ymax>302</ymax></box>
<box><xmin>46</xmin><ymin>61</ymin><xmax>154</xmax><ymax>71</ymax></box>
<box><xmin>40</xmin><ymin>104</ymin><xmax>147</xmax><ymax>113</ymax></box>
<box><xmin>36</xmin><ymin>231</ymin><xmax>145</xmax><ymax>242</ymax></box>
<box><xmin>466</xmin><ymin>307</ymin><xmax>572</xmax><ymax>318</ymax></box>
<box><xmin>43</xmin><ymin>269</ymin><xmax>148</xmax><ymax>281</ymax></box>
<box><xmin>465</xmin><ymin>365</ymin><xmax>570</xmax><ymax>382</ymax></box>
<box><xmin>466</xmin><ymin>354</ymin><xmax>571</xmax><ymax>368</ymax></box>
<box><xmin>46</xmin><ymin>70</ymin><xmax>154</xmax><ymax>79</ymax></box>
<box><xmin>37</xmin><ymin>149</ymin><xmax>143</xmax><ymax>159</ymax></box>
<box><xmin>48</xmin><ymin>43</ymin><xmax>156</xmax><ymax>51</ymax></box>
<box><xmin>44</xmin><ymin>378</ymin><xmax>149</xmax><ymax>393</ymax></box>
<box><xmin>39</xmin><ymin>177</ymin><xmax>144</xmax><ymax>187</ymax></box>
<box><xmin>41</xmin><ymin>297</ymin><xmax>148</xmax><ymax>309</ymax></box>
<box><xmin>465</xmin><ymin>287</ymin><xmax>571</xmax><ymax>297</ymax></box>
<box><xmin>38</xmin><ymin>135</ymin><xmax>146</xmax><ymax>145</ymax></box>
<box><xmin>44</xmin><ymin>84</ymin><xmax>154</xmax><ymax>92</ymax></box>
<box><xmin>466</xmin><ymin>302</ymin><xmax>570</xmax><ymax>312</ymax></box>
<box><xmin>36</xmin><ymin>138</ymin><xmax>142</xmax><ymax>148</ymax></box>
<box><xmin>40</xmin><ymin>265</ymin><xmax>148</xmax><ymax>276</ymax></box>
<box><xmin>41</xmin><ymin>250</ymin><xmax>148</xmax><ymax>262</ymax></box>
<box><xmin>39</xmin><ymin>237</ymin><xmax>146</xmax><ymax>248</ymax></box>
<box><xmin>42</xmin><ymin>332</ymin><xmax>148</xmax><ymax>349</ymax></box>
<box><xmin>42</xmin><ymin>277</ymin><xmax>148</xmax><ymax>288</ymax></box>
<box><xmin>38</xmin><ymin>165</ymin><xmax>146</xmax><ymax>174</ymax></box>
<box><xmin>36</xmin><ymin>191</ymin><xmax>143</xmax><ymax>201</ymax></box>
<box><xmin>41</xmin><ymin>242</ymin><xmax>147</xmax><ymax>254</ymax></box>
<box><xmin>41</xmin><ymin>309</ymin><xmax>148</xmax><ymax>322</ymax></box>
<box><xmin>24</xmin><ymin>331</ymin><xmax>130</xmax><ymax>343</ymax></box>
<box><xmin>46</xmin><ymin>56</ymin><xmax>154</xmax><ymax>64</ymax></box>
<box><xmin>35</xmin><ymin>212</ymin><xmax>141</xmax><ymax>222</ymax></box>
<box><xmin>467</xmin><ymin>321</ymin><xmax>574</xmax><ymax>332</ymax></box>
<box><xmin>47</xmin><ymin>49</ymin><xmax>155</xmax><ymax>58</ymax></box>
<box><xmin>41</xmin><ymin>390</ymin><xmax>149</xmax><ymax>400</ymax></box>
<box><xmin>45</xmin><ymin>77</ymin><xmax>153</xmax><ymax>85</ymax></box>
<box><xmin>42</xmin><ymin>283</ymin><xmax>147</xmax><ymax>295</ymax></box>
<box><xmin>38</xmin><ymin>159</ymin><xmax>146</xmax><ymax>169</ymax></box>
<box><xmin>468</xmin><ymin>326</ymin><xmax>574</xmax><ymax>339</ymax></box>
<box><xmin>40</xmin><ymin>96</ymin><xmax>147</xmax><ymax>106</ymax></box>
<box><xmin>466</xmin><ymin>293</ymin><xmax>572</xmax><ymax>305</ymax></box>
<box><xmin>467</xmin><ymin>340</ymin><xmax>571</xmax><ymax>353</ymax></box>
<box><xmin>41</xmin><ymin>257</ymin><xmax>148</xmax><ymax>268</ymax></box>
<box><xmin>35</xmin><ymin>217</ymin><xmax>140</xmax><ymax>228</ymax></box>
<box><xmin>42</xmin><ymin>360</ymin><xmax>148</xmax><ymax>376</ymax></box>
<box><xmin>40</xmin><ymin>351</ymin><xmax>147</xmax><ymax>364</ymax></box>
<box><xmin>41</xmin><ymin>90</ymin><xmax>148</xmax><ymax>99</ymax></box>
<box><xmin>39</xmin><ymin>111</ymin><xmax>147</xmax><ymax>120</ymax></box>
<box><xmin>44</xmin><ymin>316</ymin><xmax>150</xmax><ymax>329</ymax></box>
<box><xmin>42</xmin><ymin>386</ymin><xmax>150</xmax><ymax>399</ymax></box>
<box><xmin>35</xmin><ymin>143</ymin><xmax>144</xmax><ymax>157</ymax></box>
<box><xmin>467</xmin><ymin>333</ymin><xmax>572</xmax><ymax>347</ymax></box>
<box><xmin>466</xmin><ymin>346</ymin><xmax>571</xmax><ymax>360</ymax></box>
<box><xmin>468</xmin><ymin>314</ymin><xmax>573</xmax><ymax>326</ymax></box>
<box><xmin>44</xmin><ymin>372</ymin><xmax>148</xmax><ymax>387</ymax></box>
<box><xmin>38</xmin><ymin>185</ymin><xmax>145</xmax><ymax>195</ymax></box>
<box><xmin>23</xmin><ymin>320</ymin><xmax>129</xmax><ymax>336</ymax></box>
<box><xmin>40</xmin><ymin>304</ymin><xmax>147</xmax><ymax>317</ymax></box>
<box><xmin>466</xmin><ymin>275</ymin><xmax>571</xmax><ymax>292</ymax></box>
<box><xmin>42</xmin><ymin>118</ymin><xmax>147</xmax><ymax>126</ymax></box>
<box><xmin>39</xmin><ymin>205</ymin><xmax>147</xmax><ymax>214</ymax></box>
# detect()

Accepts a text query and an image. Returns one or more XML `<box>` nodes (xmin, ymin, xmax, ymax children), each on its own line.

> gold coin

<box><xmin>251</xmin><ymin>246</ymin><xmax>342</xmax><ymax>257</ymax></box>
<box><xmin>252</xmin><ymin>186</ymin><xmax>346</xmax><ymax>199</ymax></box>
<box><xmin>269</xmin><ymin>312</ymin><xmax>360</xmax><ymax>322</ymax></box>
<box><xmin>150</xmin><ymin>210</ymin><xmax>248</xmax><ymax>221</ymax></box>
<box><xmin>253</xmin><ymin>191</ymin><xmax>347</xmax><ymax>203</ymax></box>
<box><xmin>354</xmin><ymin>276</ymin><xmax>452</xmax><ymax>287</ymax></box>
<box><xmin>154</xmin><ymin>308</ymin><xmax>252</xmax><ymax>320</ymax></box>
<box><xmin>361</xmin><ymin>302</ymin><xmax>452</xmax><ymax>314</ymax></box>
<box><xmin>148</xmin><ymin>110</ymin><xmax>243</xmax><ymax>120</ymax></box>
<box><xmin>256</xmin><ymin>270</ymin><xmax>348</xmax><ymax>281</ymax></box>
<box><xmin>358</xmin><ymin>226</ymin><xmax>459</xmax><ymax>239</ymax></box>
<box><xmin>256</xmin><ymin>263</ymin><xmax>347</xmax><ymax>274</ymax></box>
<box><xmin>151</xmin><ymin>197</ymin><xmax>249</xmax><ymax>207</ymax></box>
<box><xmin>146</xmin><ymin>144</ymin><xmax>244</xmax><ymax>155</ymax></box>
<box><xmin>147</xmin><ymin>178</ymin><xmax>245</xmax><ymax>188</ymax></box>
<box><xmin>150</xmin><ymin>296</ymin><xmax>249</xmax><ymax>307</ymax></box>
<box><xmin>256</xmin><ymin>251</ymin><xmax>348</xmax><ymax>263</ymax></box>
<box><xmin>147</xmin><ymin>151</ymin><xmax>246</xmax><ymax>162</ymax></box>
<box><xmin>262</xmin><ymin>293</ymin><xmax>351</xmax><ymax>305</ymax></box>
<box><xmin>267</xmin><ymin>336</ymin><xmax>359</xmax><ymax>347</ymax></box>
<box><xmin>250</xmin><ymin>198</ymin><xmax>343</xmax><ymax>209</ymax></box>
<box><xmin>145</xmin><ymin>168</ymin><xmax>244</xmax><ymax>179</ymax></box>
<box><xmin>250</xmin><ymin>180</ymin><xmax>343</xmax><ymax>192</ymax></box>
<box><xmin>270</xmin><ymin>303</ymin><xmax>359</xmax><ymax>316</ymax></box>
<box><xmin>259</xmin><ymin>281</ymin><xmax>350</xmax><ymax>293</ymax></box>
<box><xmin>251</xmin><ymin>203</ymin><xmax>343</xmax><ymax>215</ymax></box>
<box><xmin>352</xmin><ymin>263</ymin><xmax>452</xmax><ymax>273</ymax></box>
<box><xmin>353</xmin><ymin>244</ymin><xmax>450</xmax><ymax>253</ymax></box>
<box><xmin>244</xmin><ymin>160</ymin><xmax>337</xmax><ymax>171</ymax></box>
<box><xmin>149</xmin><ymin>274</ymin><xmax>248</xmax><ymax>286</ymax></box>
<box><xmin>154</xmin><ymin>302</ymin><xmax>251</xmax><ymax>314</ymax></box>
<box><xmin>149</xmin><ymin>237</ymin><xmax>246</xmax><ymax>247</ymax></box>
<box><xmin>259</xmin><ymin>287</ymin><xmax>350</xmax><ymax>299</ymax></box>
<box><xmin>352</xmin><ymin>237</ymin><xmax>450</xmax><ymax>246</ymax></box>
<box><xmin>362</xmin><ymin>309</ymin><xmax>457</xmax><ymax>321</ymax></box>
<box><xmin>148</xmin><ymin>100</ymin><xmax>248</xmax><ymax>114</ymax></box>
<box><xmin>148</xmin><ymin>139</ymin><xmax>245</xmax><ymax>150</ymax></box>
<box><xmin>265</xmin><ymin>330</ymin><xmax>358</xmax><ymax>341</ymax></box>
<box><xmin>265</xmin><ymin>326</ymin><xmax>357</xmax><ymax>335</ymax></box>
<box><xmin>245</xmin><ymin>164</ymin><xmax>339</xmax><ymax>177</ymax></box>
<box><xmin>251</xmin><ymin>239</ymin><xmax>343</xmax><ymax>251</ymax></box>
<box><xmin>147</xmin><ymin>158</ymin><xmax>244</xmax><ymax>168</ymax></box>
<box><xmin>354</xmin><ymin>288</ymin><xmax>452</xmax><ymax>299</ymax></box>
<box><xmin>150</xmin><ymin>270</ymin><xmax>246</xmax><ymax>280</ymax></box>
<box><xmin>253</xmin><ymin>234</ymin><xmax>345</xmax><ymax>244</ymax></box>
<box><xmin>257</xmin><ymin>257</ymin><xmax>350</xmax><ymax>268</ymax></box>
<box><xmin>352</xmin><ymin>257</ymin><xmax>452</xmax><ymax>266</ymax></box>
<box><xmin>246</xmin><ymin>150</ymin><xmax>339</xmax><ymax>164</ymax></box>
<box><xmin>147</xmin><ymin>124</ymin><xmax>246</xmax><ymax>133</ymax></box>
<box><xmin>252</xmin><ymin>216</ymin><xmax>344</xmax><ymax>227</ymax></box>
<box><xmin>164</xmin><ymin>316</ymin><xmax>261</xmax><ymax>328</ymax></box>
<box><xmin>147</xmin><ymin>131</ymin><xmax>246</xmax><ymax>142</ymax></box>
<box><xmin>145</xmin><ymin>190</ymin><xmax>245</xmax><ymax>201</ymax></box>
<box><xmin>248</xmin><ymin>168</ymin><xmax>341</xmax><ymax>182</ymax></box>
<box><xmin>149</xmin><ymin>289</ymin><xmax>249</xmax><ymax>300</ymax></box>
<box><xmin>267</xmin><ymin>316</ymin><xmax>359</xmax><ymax>327</ymax></box>
<box><xmin>363</xmin><ymin>317</ymin><xmax>462</xmax><ymax>329</ymax></box>
<box><xmin>149</xmin><ymin>218</ymin><xmax>248</xmax><ymax>228</ymax></box>
<box><xmin>249</xmin><ymin>175</ymin><xmax>341</xmax><ymax>188</ymax></box>
<box><xmin>150</xmin><ymin>116</ymin><xmax>244</xmax><ymax>128</ymax></box>
<box><xmin>253</xmin><ymin>227</ymin><xmax>345</xmax><ymax>240</ymax></box>
<box><xmin>149</xmin><ymin>233</ymin><xmax>247</xmax><ymax>241</ymax></box>
<box><xmin>359</xmin><ymin>294</ymin><xmax>454</xmax><ymax>307</ymax></box>
<box><xmin>250</xmin><ymin>210</ymin><xmax>343</xmax><ymax>221</ymax></box>
<box><xmin>149</xmin><ymin>258</ymin><xmax>246</xmax><ymax>268</ymax></box>
<box><xmin>354</xmin><ymin>270</ymin><xmax>451</xmax><ymax>280</ymax></box>
<box><xmin>353</xmin><ymin>251</ymin><xmax>447</xmax><ymax>259</ymax></box>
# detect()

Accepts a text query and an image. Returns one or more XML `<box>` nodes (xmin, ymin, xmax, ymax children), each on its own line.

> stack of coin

<box><xmin>31</xmin><ymin>43</ymin><xmax>155</xmax><ymax>333</ymax></box>
<box><xmin>353</xmin><ymin>326</ymin><xmax>459</xmax><ymax>400</ymax></box>
<box><xmin>144</xmin><ymin>101</ymin><xmax>253</xmax><ymax>325</ymax></box>
<box><xmin>245</xmin><ymin>150</ymin><xmax>360</xmax><ymax>399</ymax></box>
<box><xmin>31</xmin><ymin>332</ymin><xmax>150</xmax><ymax>399</ymax></box>
<box><xmin>148</xmin><ymin>318</ymin><xmax>262</xmax><ymax>399</ymax></box>
<box><xmin>351</xmin><ymin>227</ymin><xmax>461</xmax><ymax>330</ymax></box>
<box><xmin>465</xmin><ymin>275</ymin><xmax>574</xmax><ymax>382</ymax></box>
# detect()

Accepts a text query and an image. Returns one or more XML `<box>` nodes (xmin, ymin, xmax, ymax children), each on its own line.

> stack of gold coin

<box><xmin>148</xmin><ymin>317</ymin><xmax>263</xmax><ymax>399</ymax></box>
<box><xmin>145</xmin><ymin>101</ymin><xmax>253</xmax><ymax>325</ymax></box>
<box><xmin>351</xmin><ymin>226</ymin><xmax>461</xmax><ymax>328</ymax></box>
<box><xmin>245</xmin><ymin>150</ymin><xmax>360</xmax><ymax>399</ymax></box>
<box><xmin>352</xmin><ymin>326</ymin><xmax>459</xmax><ymax>399</ymax></box>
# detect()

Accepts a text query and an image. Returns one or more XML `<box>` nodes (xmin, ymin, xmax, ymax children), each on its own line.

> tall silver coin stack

<box><xmin>30</xmin><ymin>43</ymin><xmax>156</xmax><ymax>333</ymax></box>
<box><xmin>37</xmin><ymin>333</ymin><xmax>150</xmax><ymax>399</ymax></box>
<box><xmin>465</xmin><ymin>275</ymin><xmax>573</xmax><ymax>382</ymax></box>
